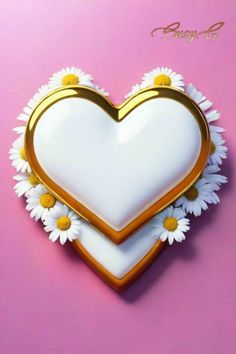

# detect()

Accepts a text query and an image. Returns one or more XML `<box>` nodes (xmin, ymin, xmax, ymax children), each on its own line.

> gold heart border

<box><xmin>72</xmin><ymin>237</ymin><xmax>165</xmax><ymax>291</ymax></box>
<box><xmin>25</xmin><ymin>85</ymin><xmax>210</xmax><ymax>245</ymax></box>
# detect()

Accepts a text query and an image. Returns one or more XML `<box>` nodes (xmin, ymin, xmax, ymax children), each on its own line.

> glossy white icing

<box><xmin>79</xmin><ymin>219</ymin><xmax>159</xmax><ymax>278</ymax></box>
<box><xmin>34</xmin><ymin>96</ymin><xmax>201</xmax><ymax>230</ymax></box>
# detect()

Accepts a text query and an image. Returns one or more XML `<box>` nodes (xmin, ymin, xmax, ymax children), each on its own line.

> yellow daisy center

<box><xmin>154</xmin><ymin>74</ymin><xmax>171</xmax><ymax>86</ymax></box>
<box><xmin>210</xmin><ymin>140</ymin><xmax>216</xmax><ymax>154</ymax></box>
<box><xmin>28</xmin><ymin>173</ymin><xmax>39</xmax><ymax>186</ymax></box>
<box><xmin>185</xmin><ymin>186</ymin><xmax>199</xmax><ymax>201</ymax></box>
<box><xmin>56</xmin><ymin>216</ymin><xmax>71</xmax><ymax>231</ymax></box>
<box><xmin>163</xmin><ymin>217</ymin><xmax>178</xmax><ymax>231</ymax></box>
<box><xmin>62</xmin><ymin>74</ymin><xmax>79</xmax><ymax>86</ymax></box>
<box><xmin>39</xmin><ymin>193</ymin><xmax>56</xmax><ymax>208</ymax></box>
<box><xmin>20</xmin><ymin>147</ymin><xmax>27</xmax><ymax>160</ymax></box>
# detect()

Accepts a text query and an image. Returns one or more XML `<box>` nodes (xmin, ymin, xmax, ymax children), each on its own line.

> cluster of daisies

<box><xmin>9</xmin><ymin>66</ymin><xmax>227</xmax><ymax>246</ymax></box>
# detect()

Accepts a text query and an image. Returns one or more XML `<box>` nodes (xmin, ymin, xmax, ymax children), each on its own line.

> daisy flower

<box><xmin>209</xmin><ymin>124</ymin><xmax>225</xmax><ymax>134</ymax></box>
<box><xmin>125</xmin><ymin>83</ymin><xmax>143</xmax><ymax>98</ymax></box>
<box><xmin>141</xmin><ymin>67</ymin><xmax>184</xmax><ymax>90</ymax></box>
<box><xmin>209</xmin><ymin>131</ymin><xmax>228</xmax><ymax>165</ymax></box>
<box><xmin>26</xmin><ymin>184</ymin><xmax>60</xmax><ymax>221</ymax></box>
<box><xmin>205</xmin><ymin>109</ymin><xmax>220</xmax><ymax>124</ymax></box>
<box><xmin>201</xmin><ymin>165</ymin><xmax>227</xmax><ymax>191</ymax></box>
<box><xmin>175</xmin><ymin>179</ymin><xmax>219</xmax><ymax>217</ymax></box>
<box><xmin>187</xmin><ymin>83</ymin><xmax>226</xmax><ymax>136</ymax></box>
<box><xmin>14</xmin><ymin>85</ymin><xmax>51</xmax><ymax>133</ymax></box>
<box><xmin>43</xmin><ymin>204</ymin><xmax>81</xmax><ymax>245</ymax></box>
<box><xmin>13</xmin><ymin>126</ymin><xmax>26</xmax><ymax>135</ymax></box>
<box><xmin>186</xmin><ymin>83</ymin><xmax>213</xmax><ymax>112</ymax></box>
<box><xmin>9</xmin><ymin>135</ymin><xmax>31</xmax><ymax>173</ymax></box>
<box><xmin>13</xmin><ymin>172</ymin><xmax>40</xmax><ymax>197</ymax></box>
<box><xmin>27</xmin><ymin>84</ymin><xmax>50</xmax><ymax>110</ymax></box>
<box><xmin>93</xmin><ymin>84</ymin><xmax>109</xmax><ymax>96</ymax></box>
<box><xmin>48</xmin><ymin>66</ymin><xmax>93</xmax><ymax>90</ymax></box>
<box><xmin>152</xmin><ymin>206</ymin><xmax>190</xmax><ymax>245</ymax></box>
<box><xmin>17</xmin><ymin>105</ymin><xmax>33</xmax><ymax>123</ymax></box>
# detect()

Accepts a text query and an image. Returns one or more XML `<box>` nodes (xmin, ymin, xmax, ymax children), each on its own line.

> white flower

<box><xmin>93</xmin><ymin>84</ymin><xmax>109</xmax><ymax>96</ymax></box>
<box><xmin>125</xmin><ymin>84</ymin><xmax>143</xmax><ymax>98</ymax></box>
<box><xmin>209</xmin><ymin>131</ymin><xmax>228</xmax><ymax>165</ymax></box>
<box><xmin>187</xmin><ymin>83</ymin><xmax>227</xmax><ymax>144</ymax></box>
<box><xmin>48</xmin><ymin>66</ymin><xmax>93</xmax><ymax>90</ymax></box>
<box><xmin>17</xmin><ymin>105</ymin><xmax>33</xmax><ymax>123</ymax></box>
<box><xmin>13</xmin><ymin>172</ymin><xmax>40</xmax><ymax>197</ymax></box>
<box><xmin>205</xmin><ymin>109</ymin><xmax>220</xmax><ymax>124</ymax></box>
<box><xmin>13</xmin><ymin>126</ymin><xmax>26</xmax><ymax>135</ymax></box>
<box><xmin>15</xmin><ymin>85</ymin><xmax>50</xmax><ymax>131</ymax></box>
<box><xmin>202</xmin><ymin>165</ymin><xmax>227</xmax><ymax>191</ymax></box>
<box><xmin>27</xmin><ymin>84</ymin><xmax>50</xmax><ymax>110</ymax></box>
<box><xmin>142</xmin><ymin>67</ymin><xmax>184</xmax><ymax>90</ymax></box>
<box><xmin>152</xmin><ymin>206</ymin><xmax>190</xmax><ymax>245</ymax></box>
<box><xmin>209</xmin><ymin>124</ymin><xmax>225</xmax><ymax>134</ymax></box>
<box><xmin>43</xmin><ymin>204</ymin><xmax>81</xmax><ymax>245</ymax></box>
<box><xmin>9</xmin><ymin>135</ymin><xmax>31</xmax><ymax>173</ymax></box>
<box><xmin>26</xmin><ymin>184</ymin><xmax>60</xmax><ymax>221</ymax></box>
<box><xmin>186</xmin><ymin>84</ymin><xmax>226</xmax><ymax>132</ymax></box>
<box><xmin>175</xmin><ymin>179</ymin><xmax>219</xmax><ymax>217</ymax></box>
<box><xmin>186</xmin><ymin>83</ymin><xmax>213</xmax><ymax>112</ymax></box>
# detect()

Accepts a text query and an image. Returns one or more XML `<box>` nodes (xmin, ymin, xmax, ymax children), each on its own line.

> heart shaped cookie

<box><xmin>25</xmin><ymin>86</ymin><xmax>210</xmax><ymax>244</ymax></box>
<box><xmin>73</xmin><ymin>219</ymin><xmax>164</xmax><ymax>291</ymax></box>
<box><xmin>10</xmin><ymin>67</ymin><xmax>227</xmax><ymax>291</ymax></box>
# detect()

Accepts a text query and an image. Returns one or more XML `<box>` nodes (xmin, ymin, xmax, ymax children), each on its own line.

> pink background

<box><xmin>1</xmin><ymin>1</ymin><xmax>236</xmax><ymax>353</ymax></box>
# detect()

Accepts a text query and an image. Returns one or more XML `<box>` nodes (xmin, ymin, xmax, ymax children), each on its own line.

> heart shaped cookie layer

<box><xmin>25</xmin><ymin>86</ymin><xmax>210</xmax><ymax>244</ymax></box>
<box><xmin>73</xmin><ymin>220</ymin><xmax>164</xmax><ymax>291</ymax></box>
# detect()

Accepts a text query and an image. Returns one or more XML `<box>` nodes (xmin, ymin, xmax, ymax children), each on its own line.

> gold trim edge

<box><xmin>24</xmin><ymin>85</ymin><xmax>210</xmax><ymax>244</ymax></box>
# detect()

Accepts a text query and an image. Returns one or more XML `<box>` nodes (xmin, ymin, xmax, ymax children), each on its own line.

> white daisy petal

<box><xmin>125</xmin><ymin>84</ymin><xmax>143</xmax><ymax>98</ymax></box>
<box><xmin>168</xmin><ymin>233</ymin><xmax>174</xmax><ymax>245</ymax></box>
<box><xmin>160</xmin><ymin>230</ymin><xmax>169</xmax><ymax>242</ymax></box>
<box><xmin>186</xmin><ymin>83</ymin><xmax>213</xmax><ymax>111</ymax></box>
<box><xmin>27</xmin><ymin>84</ymin><xmax>50</xmax><ymax>109</ymax></box>
<box><xmin>13</xmin><ymin>126</ymin><xmax>26</xmax><ymax>135</ymax></box>
<box><xmin>199</xmin><ymin>99</ymin><xmax>213</xmax><ymax>111</ymax></box>
<box><xmin>205</xmin><ymin>110</ymin><xmax>220</xmax><ymax>123</ymax></box>
<box><xmin>60</xmin><ymin>232</ymin><xmax>67</xmax><ymax>245</ymax></box>
<box><xmin>49</xmin><ymin>229</ymin><xmax>60</xmax><ymax>242</ymax></box>
<box><xmin>93</xmin><ymin>84</ymin><xmax>109</xmax><ymax>96</ymax></box>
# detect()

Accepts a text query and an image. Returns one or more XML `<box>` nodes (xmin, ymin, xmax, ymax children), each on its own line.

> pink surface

<box><xmin>1</xmin><ymin>1</ymin><xmax>236</xmax><ymax>353</ymax></box>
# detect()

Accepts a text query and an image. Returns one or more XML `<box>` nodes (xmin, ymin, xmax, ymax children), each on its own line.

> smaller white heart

<box><xmin>78</xmin><ymin>219</ymin><xmax>159</xmax><ymax>278</ymax></box>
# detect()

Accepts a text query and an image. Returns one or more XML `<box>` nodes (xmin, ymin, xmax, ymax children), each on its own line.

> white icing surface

<box><xmin>34</xmin><ymin>96</ymin><xmax>201</xmax><ymax>230</ymax></box>
<box><xmin>79</xmin><ymin>219</ymin><xmax>159</xmax><ymax>278</ymax></box>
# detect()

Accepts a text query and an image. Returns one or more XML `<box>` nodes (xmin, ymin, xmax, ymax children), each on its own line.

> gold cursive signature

<box><xmin>151</xmin><ymin>22</ymin><xmax>224</xmax><ymax>43</ymax></box>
